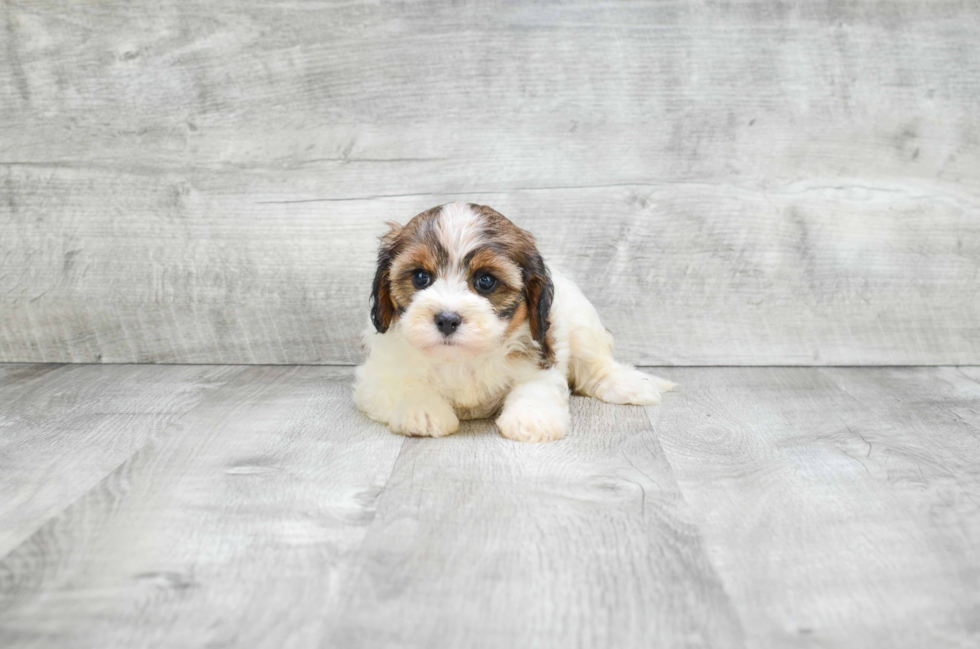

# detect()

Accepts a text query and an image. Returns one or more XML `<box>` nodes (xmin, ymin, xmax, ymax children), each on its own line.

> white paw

<box><xmin>496</xmin><ymin>402</ymin><xmax>569</xmax><ymax>443</ymax></box>
<box><xmin>594</xmin><ymin>369</ymin><xmax>676</xmax><ymax>406</ymax></box>
<box><xmin>388</xmin><ymin>396</ymin><xmax>459</xmax><ymax>438</ymax></box>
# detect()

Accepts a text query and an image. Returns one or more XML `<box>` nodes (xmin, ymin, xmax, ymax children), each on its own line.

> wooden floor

<box><xmin>1</xmin><ymin>365</ymin><xmax>978</xmax><ymax>648</ymax></box>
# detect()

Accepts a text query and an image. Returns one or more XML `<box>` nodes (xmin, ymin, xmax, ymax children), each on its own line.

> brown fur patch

<box><xmin>389</xmin><ymin>243</ymin><xmax>442</xmax><ymax>310</ymax></box>
<box><xmin>467</xmin><ymin>205</ymin><xmax>555</xmax><ymax>367</ymax></box>
<box><xmin>370</xmin><ymin>203</ymin><xmax>555</xmax><ymax>367</ymax></box>
<box><xmin>370</xmin><ymin>206</ymin><xmax>445</xmax><ymax>331</ymax></box>
<box><xmin>463</xmin><ymin>246</ymin><xmax>523</xmax><ymax>288</ymax></box>
<box><xmin>463</xmin><ymin>245</ymin><xmax>524</xmax><ymax>315</ymax></box>
<box><xmin>503</xmin><ymin>302</ymin><xmax>528</xmax><ymax>338</ymax></box>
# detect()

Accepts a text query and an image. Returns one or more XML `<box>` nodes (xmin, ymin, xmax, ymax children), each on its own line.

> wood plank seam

<box><xmin>817</xmin><ymin>368</ymin><xmax>980</xmax><ymax>438</ymax></box>
<box><xmin>0</xmin><ymin>366</ymin><xmax>250</xmax><ymax>566</ymax></box>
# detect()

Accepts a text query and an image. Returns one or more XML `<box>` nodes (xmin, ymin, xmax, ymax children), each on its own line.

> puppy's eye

<box><xmin>474</xmin><ymin>273</ymin><xmax>498</xmax><ymax>293</ymax></box>
<box><xmin>412</xmin><ymin>269</ymin><xmax>432</xmax><ymax>290</ymax></box>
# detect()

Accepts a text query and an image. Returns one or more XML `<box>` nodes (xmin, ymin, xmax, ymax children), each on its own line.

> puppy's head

<box><xmin>370</xmin><ymin>202</ymin><xmax>553</xmax><ymax>365</ymax></box>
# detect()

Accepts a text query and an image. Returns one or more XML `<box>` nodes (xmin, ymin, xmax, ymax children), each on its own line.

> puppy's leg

<box><xmin>566</xmin><ymin>301</ymin><xmax>675</xmax><ymax>407</ymax></box>
<box><xmin>386</xmin><ymin>387</ymin><xmax>459</xmax><ymax>438</ymax></box>
<box><xmin>354</xmin><ymin>366</ymin><xmax>459</xmax><ymax>438</ymax></box>
<box><xmin>496</xmin><ymin>367</ymin><xmax>570</xmax><ymax>443</ymax></box>
<box><xmin>577</xmin><ymin>359</ymin><xmax>676</xmax><ymax>406</ymax></box>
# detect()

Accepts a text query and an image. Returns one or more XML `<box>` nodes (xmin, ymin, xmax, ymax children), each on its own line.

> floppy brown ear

<box><xmin>370</xmin><ymin>222</ymin><xmax>402</xmax><ymax>333</ymax></box>
<box><xmin>523</xmin><ymin>249</ymin><xmax>555</xmax><ymax>367</ymax></box>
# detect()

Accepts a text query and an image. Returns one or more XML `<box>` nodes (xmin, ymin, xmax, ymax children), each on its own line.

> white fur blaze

<box><xmin>437</xmin><ymin>201</ymin><xmax>484</xmax><ymax>266</ymax></box>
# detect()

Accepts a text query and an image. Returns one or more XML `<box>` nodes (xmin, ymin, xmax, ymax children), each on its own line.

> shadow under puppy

<box><xmin>354</xmin><ymin>202</ymin><xmax>675</xmax><ymax>442</ymax></box>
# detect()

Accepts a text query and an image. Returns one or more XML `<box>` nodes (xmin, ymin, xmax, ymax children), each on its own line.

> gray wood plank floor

<box><xmin>1</xmin><ymin>364</ymin><xmax>978</xmax><ymax>648</ymax></box>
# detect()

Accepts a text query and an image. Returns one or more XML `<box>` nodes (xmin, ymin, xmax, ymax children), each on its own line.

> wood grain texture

<box><xmin>0</xmin><ymin>366</ymin><xmax>405</xmax><ymax>649</ymax></box>
<box><xmin>322</xmin><ymin>396</ymin><xmax>745</xmax><ymax>649</ymax></box>
<box><xmin>653</xmin><ymin>367</ymin><xmax>980</xmax><ymax>649</ymax></box>
<box><xmin>0</xmin><ymin>363</ymin><xmax>239</xmax><ymax>557</ymax></box>
<box><xmin>2</xmin><ymin>364</ymin><xmax>979</xmax><ymax>646</ymax></box>
<box><xmin>2</xmin><ymin>1</ymin><xmax>979</xmax><ymax>365</ymax></box>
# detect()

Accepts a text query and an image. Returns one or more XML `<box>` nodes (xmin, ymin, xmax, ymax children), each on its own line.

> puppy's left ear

<box><xmin>370</xmin><ymin>221</ymin><xmax>402</xmax><ymax>333</ymax></box>
<box><xmin>523</xmin><ymin>246</ymin><xmax>555</xmax><ymax>367</ymax></box>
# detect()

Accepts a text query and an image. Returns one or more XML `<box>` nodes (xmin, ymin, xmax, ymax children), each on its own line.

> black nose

<box><xmin>434</xmin><ymin>312</ymin><xmax>462</xmax><ymax>336</ymax></box>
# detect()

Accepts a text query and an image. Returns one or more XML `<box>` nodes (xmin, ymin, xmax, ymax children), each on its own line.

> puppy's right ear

<box><xmin>370</xmin><ymin>221</ymin><xmax>402</xmax><ymax>333</ymax></box>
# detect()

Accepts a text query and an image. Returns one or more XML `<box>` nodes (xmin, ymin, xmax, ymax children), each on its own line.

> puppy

<box><xmin>353</xmin><ymin>202</ymin><xmax>675</xmax><ymax>443</ymax></box>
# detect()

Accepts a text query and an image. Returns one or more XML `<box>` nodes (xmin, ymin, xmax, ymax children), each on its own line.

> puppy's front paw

<box><xmin>594</xmin><ymin>368</ymin><xmax>676</xmax><ymax>406</ymax></box>
<box><xmin>496</xmin><ymin>402</ymin><xmax>569</xmax><ymax>443</ymax></box>
<box><xmin>388</xmin><ymin>396</ymin><xmax>459</xmax><ymax>438</ymax></box>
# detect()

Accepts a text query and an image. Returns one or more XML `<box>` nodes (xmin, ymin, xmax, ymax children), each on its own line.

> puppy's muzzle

<box><xmin>434</xmin><ymin>312</ymin><xmax>462</xmax><ymax>337</ymax></box>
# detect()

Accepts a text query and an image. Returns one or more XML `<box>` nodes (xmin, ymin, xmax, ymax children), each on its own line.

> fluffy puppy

<box><xmin>353</xmin><ymin>202</ymin><xmax>675</xmax><ymax>443</ymax></box>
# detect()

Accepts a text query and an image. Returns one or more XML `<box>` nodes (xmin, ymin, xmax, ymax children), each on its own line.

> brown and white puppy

<box><xmin>353</xmin><ymin>202</ymin><xmax>674</xmax><ymax>442</ymax></box>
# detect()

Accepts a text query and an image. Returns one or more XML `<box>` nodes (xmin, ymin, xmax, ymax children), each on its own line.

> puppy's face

<box><xmin>370</xmin><ymin>202</ymin><xmax>553</xmax><ymax>365</ymax></box>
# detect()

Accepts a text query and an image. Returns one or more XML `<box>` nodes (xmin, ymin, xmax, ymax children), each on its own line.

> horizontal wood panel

<box><xmin>2</xmin><ymin>174</ymin><xmax>978</xmax><ymax>364</ymax></box>
<box><xmin>2</xmin><ymin>0</ymin><xmax>979</xmax><ymax>364</ymax></box>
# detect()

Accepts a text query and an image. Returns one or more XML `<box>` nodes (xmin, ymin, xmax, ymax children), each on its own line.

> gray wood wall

<box><xmin>2</xmin><ymin>0</ymin><xmax>978</xmax><ymax>365</ymax></box>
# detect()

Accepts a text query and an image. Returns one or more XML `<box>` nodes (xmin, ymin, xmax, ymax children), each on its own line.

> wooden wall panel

<box><xmin>2</xmin><ymin>1</ymin><xmax>978</xmax><ymax>364</ymax></box>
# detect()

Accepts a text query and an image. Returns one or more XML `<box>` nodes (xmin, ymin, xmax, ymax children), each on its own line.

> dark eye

<box><xmin>411</xmin><ymin>269</ymin><xmax>431</xmax><ymax>290</ymax></box>
<box><xmin>474</xmin><ymin>273</ymin><xmax>498</xmax><ymax>293</ymax></box>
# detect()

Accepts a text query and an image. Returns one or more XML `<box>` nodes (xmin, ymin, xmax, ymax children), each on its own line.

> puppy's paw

<box><xmin>388</xmin><ymin>396</ymin><xmax>459</xmax><ymax>438</ymax></box>
<box><xmin>496</xmin><ymin>402</ymin><xmax>569</xmax><ymax>443</ymax></box>
<box><xmin>594</xmin><ymin>368</ymin><xmax>676</xmax><ymax>406</ymax></box>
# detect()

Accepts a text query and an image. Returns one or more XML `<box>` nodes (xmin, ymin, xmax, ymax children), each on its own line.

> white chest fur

<box><xmin>425</xmin><ymin>347</ymin><xmax>535</xmax><ymax>419</ymax></box>
<box><xmin>359</xmin><ymin>322</ymin><xmax>543</xmax><ymax>421</ymax></box>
